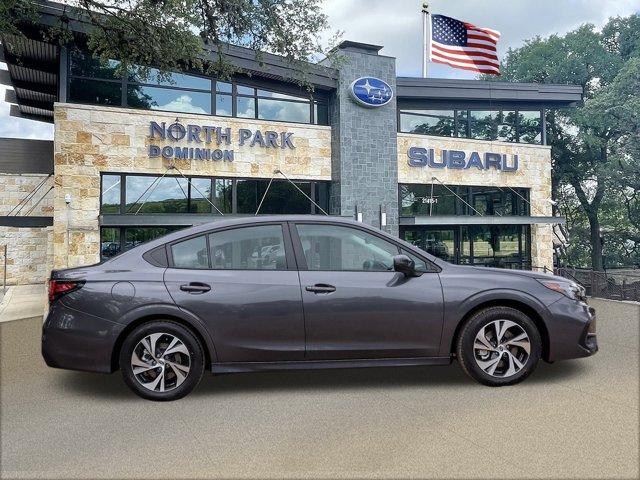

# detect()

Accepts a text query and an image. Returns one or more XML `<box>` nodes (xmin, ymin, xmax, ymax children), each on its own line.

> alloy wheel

<box><xmin>131</xmin><ymin>332</ymin><xmax>191</xmax><ymax>392</ymax></box>
<box><xmin>473</xmin><ymin>320</ymin><xmax>531</xmax><ymax>378</ymax></box>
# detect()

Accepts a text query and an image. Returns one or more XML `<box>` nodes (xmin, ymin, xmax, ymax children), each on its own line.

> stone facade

<box><xmin>324</xmin><ymin>48</ymin><xmax>399</xmax><ymax>235</ymax></box>
<box><xmin>52</xmin><ymin>103</ymin><xmax>332</xmax><ymax>268</ymax></box>
<box><xmin>397</xmin><ymin>134</ymin><xmax>554</xmax><ymax>270</ymax></box>
<box><xmin>0</xmin><ymin>174</ymin><xmax>54</xmax><ymax>285</ymax></box>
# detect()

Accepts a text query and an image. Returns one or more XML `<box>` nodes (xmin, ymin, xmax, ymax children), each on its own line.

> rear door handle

<box><xmin>305</xmin><ymin>284</ymin><xmax>336</xmax><ymax>294</ymax></box>
<box><xmin>180</xmin><ymin>282</ymin><xmax>211</xmax><ymax>294</ymax></box>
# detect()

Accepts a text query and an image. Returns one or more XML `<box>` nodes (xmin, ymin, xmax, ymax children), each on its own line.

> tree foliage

<box><xmin>1</xmin><ymin>0</ymin><xmax>335</xmax><ymax>87</ymax></box>
<box><xmin>485</xmin><ymin>15</ymin><xmax>640</xmax><ymax>269</ymax></box>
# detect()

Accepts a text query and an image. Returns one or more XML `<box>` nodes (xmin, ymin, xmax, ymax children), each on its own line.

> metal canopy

<box><xmin>400</xmin><ymin>215</ymin><xmax>566</xmax><ymax>226</ymax></box>
<box><xmin>396</xmin><ymin>77</ymin><xmax>583</xmax><ymax>108</ymax></box>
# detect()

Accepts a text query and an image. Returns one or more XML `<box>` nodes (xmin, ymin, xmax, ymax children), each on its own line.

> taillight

<box><xmin>48</xmin><ymin>280</ymin><xmax>83</xmax><ymax>302</ymax></box>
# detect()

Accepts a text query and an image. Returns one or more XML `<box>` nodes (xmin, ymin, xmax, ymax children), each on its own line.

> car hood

<box><xmin>468</xmin><ymin>266</ymin><xmax>570</xmax><ymax>284</ymax></box>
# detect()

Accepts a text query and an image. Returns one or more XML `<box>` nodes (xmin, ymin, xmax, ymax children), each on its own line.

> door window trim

<box><xmin>287</xmin><ymin>221</ymin><xmax>440</xmax><ymax>273</ymax></box>
<box><xmin>165</xmin><ymin>221</ymin><xmax>296</xmax><ymax>271</ymax></box>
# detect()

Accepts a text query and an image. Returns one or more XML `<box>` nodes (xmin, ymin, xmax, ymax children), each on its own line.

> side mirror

<box><xmin>393</xmin><ymin>254</ymin><xmax>421</xmax><ymax>277</ymax></box>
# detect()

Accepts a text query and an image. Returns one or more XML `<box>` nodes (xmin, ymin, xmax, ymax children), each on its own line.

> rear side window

<box><xmin>208</xmin><ymin>225</ymin><xmax>286</xmax><ymax>270</ymax></box>
<box><xmin>171</xmin><ymin>236</ymin><xmax>209</xmax><ymax>269</ymax></box>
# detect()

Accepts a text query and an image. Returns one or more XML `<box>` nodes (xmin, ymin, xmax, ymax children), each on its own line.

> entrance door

<box><xmin>292</xmin><ymin>222</ymin><xmax>444</xmax><ymax>360</ymax></box>
<box><xmin>164</xmin><ymin>223</ymin><xmax>305</xmax><ymax>363</ymax></box>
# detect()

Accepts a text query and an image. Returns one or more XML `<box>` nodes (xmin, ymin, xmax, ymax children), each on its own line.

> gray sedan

<box><xmin>42</xmin><ymin>216</ymin><xmax>597</xmax><ymax>400</ymax></box>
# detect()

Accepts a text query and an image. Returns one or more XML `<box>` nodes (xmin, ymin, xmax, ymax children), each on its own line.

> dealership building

<box><xmin>0</xmin><ymin>1</ymin><xmax>582</xmax><ymax>285</ymax></box>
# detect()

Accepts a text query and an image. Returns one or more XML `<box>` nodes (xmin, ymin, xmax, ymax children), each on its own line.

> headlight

<box><xmin>537</xmin><ymin>279</ymin><xmax>587</xmax><ymax>302</ymax></box>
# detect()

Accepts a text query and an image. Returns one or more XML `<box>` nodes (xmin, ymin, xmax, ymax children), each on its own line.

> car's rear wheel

<box><xmin>456</xmin><ymin>306</ymin><xmax>541</xmax><ymax>386</ymax></box>
<box><xmin>119</xmin><ymin>321</ymin><xmax>204</xmax><ymax>401</ymax></box>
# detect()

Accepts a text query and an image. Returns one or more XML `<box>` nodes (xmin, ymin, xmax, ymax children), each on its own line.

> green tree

<box><xmin>486</xmin><ymin>16</ymin><xmax>640</xmax><ymax>270</ymax></box>
<box><xmin>1</xmin><ymin>0</ymin><xmax>334</xmax><ymax>86</ymax></box>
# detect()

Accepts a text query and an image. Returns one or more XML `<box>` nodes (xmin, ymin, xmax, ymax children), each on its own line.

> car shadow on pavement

<box><xmin>59</xmin><ymin>359</ymin><xmax>589</xmax><ymax>400</ymax></box>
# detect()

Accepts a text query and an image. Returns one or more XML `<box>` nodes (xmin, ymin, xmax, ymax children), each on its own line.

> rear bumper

<box><xmin>546</xmin><ymin>297</ymin><xmax>598</xmax><ymax>362</ymax></box>
<box><xmin>42</xmin><ymin>302</ymin><xmax>124</xmax><ymax>373</ymax></box>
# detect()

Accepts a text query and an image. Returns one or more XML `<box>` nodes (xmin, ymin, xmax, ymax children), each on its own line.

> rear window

<box><xmin>171</xmin><ymin>236</ymin><xmax>209</xmax><ymax>269</ymax></box>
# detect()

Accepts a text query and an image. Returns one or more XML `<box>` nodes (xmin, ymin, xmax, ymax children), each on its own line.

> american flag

<box><xmin>429</xmin><ymin>14</ymin><xmax>501</xmax><ymax>75</ymax></box>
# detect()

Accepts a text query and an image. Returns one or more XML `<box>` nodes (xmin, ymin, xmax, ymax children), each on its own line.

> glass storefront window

<box><xmin>189</xmin><ymin>178</ymin><xmax>212</xmax><ymax>213</ymax></box>
<box><xmin>68</xmin><ymin>49</ymin><xmax>328</xmax><ymax>125</ymax></box>
<box><xmin>400</xmin><ymin>225</ymin><xmax>531</xmax><ymax>269</ymax></box>
<box><xmin>215</xmin><ymin>93</ymin><xmax>232</xmax><ymax>116</ymax></box>
<box><xmin>236</xmin><ymin>97</ymin><xmax>255</xmax><ymax>118</ymax></box>
<box><xmin>102</xmin><ymin>174</ymin><xmax>328</xmax><ymax>215</ymax></box>
<box><xmin>69</xmin><ymin>78</ymin><xmax>122</xmax><ymax>106</ymax></box>
<box><xmin>100</xmin><ymin>226</ymin><xmax>184</xmax><ymax>260</ymax></box>
<box><xmin>127</xmin><ymin>85</ymin><xmax>211</xmax><ymax>114</ymax></box>
<box><xmin>400</xmin><ymin>184</ymin><xmax>530</xmax><ymax>217</ymax></box>
<box><xmin>100</xmin><ymin>227</ymin><xmax>121</xmax><ymax>259</ymax></box>
<box><xmin>128</xmin><ymin>67</ymin><xmax>211</xmax><ymax>90</ymax></box>
<box><xmin>213</xmin><ymin>179</ymin><xmax>233</xmax><ymax>214</ymax></box>
<box><xmin>400</xmin><ymin>110</ymin><xmax>455</xmax><ymax>136</ymax></box>
<box><xmin>518</xmin><ymin>111</ymin><xmax>542</xmax><ymax>144</ymax></box>
<box><xmin>70</xmin><ymin>49</ymin><xmax>121</xmax><ymax>79</ymax></box>
<box><xmin>257</xmin><ymin>98</ymin><xmax>310</xmax><ymax>123</ymax></box>
<box><xmin>125</xmin><ymin>176</ymin><xmax>188</xmax><ymax>214</ymax></box>
<box><xmin>101</xmin><ymin>175</ymin><xmax>121</xmax><ymax>213</ymax></box>
<box><xmin>400</xmin><ymin>108</ymin><xmax>542</xmax><ymax>144</ymax></box>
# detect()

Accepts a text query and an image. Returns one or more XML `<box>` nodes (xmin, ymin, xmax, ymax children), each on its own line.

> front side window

<box><xmin>296</xmin><ymin>224</ymin><xmax>399</xmax><ymax>271</ymax></box>
<box><xmin>171</xmin><ymin>235</ymin><xmax>209</xmax><ymax>269</ymax></box>
<box><xmin>209</xmin><ymin>225</ymin><xmax>286</xmax><ymax>270</ymax></box>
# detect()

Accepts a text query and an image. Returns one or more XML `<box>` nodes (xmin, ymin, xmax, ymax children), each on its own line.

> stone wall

<box><xmin>53</xmin><ymin>103</ymin><xmax>332</xmax><ymax>268</ymax></box>
<box><xmin>324</xmin><ymin>48</ymin><xmax>399</xmax><ymax>235</ymax></box>
<box><xmin>397</xmin><ymin>134</ymin><xmax>554</xmax><ymax>270</ymax></box>
<box><xmin>0</xmin><ymin>227</ymin><xmax>53</xmax><ymax>286</ymax></box>
<box><xmin>0</xmin><ymin>174</ymin><xmax>54</xmax><ymax>285</ymax></box>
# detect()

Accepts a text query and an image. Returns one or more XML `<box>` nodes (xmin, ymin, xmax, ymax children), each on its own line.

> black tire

<box><xmin>119</xmin><ymin>321</ymin><xmax>205</xmax><ymax>401</ymax></box>
<box><xmin>456</xmin><ymin>306</ymin><xmax>542</xmax><ymax>387</ymax></box>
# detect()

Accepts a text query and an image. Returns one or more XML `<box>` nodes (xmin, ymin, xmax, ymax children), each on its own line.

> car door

<box><xmin>164</xmin><ymin>222</ymin><xmax>305</xmax><ymax>363</ymax></box>
<box><xmin>291</xmin><ymin>222</ymin><xmax>445</xmax><ymax>360</ymax></box>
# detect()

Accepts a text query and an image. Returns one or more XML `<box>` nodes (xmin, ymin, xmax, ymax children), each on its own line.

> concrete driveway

<box><xmin>1</xmin><ymin>298</ymin><xmax>638</xmax><ymax>479</ymax></box>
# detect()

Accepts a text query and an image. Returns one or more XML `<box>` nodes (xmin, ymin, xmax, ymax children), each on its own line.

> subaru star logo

<box><xmin>349</xmin><ymin>77</ymin><xmax>393</xmax><ymax>108</ymax></box>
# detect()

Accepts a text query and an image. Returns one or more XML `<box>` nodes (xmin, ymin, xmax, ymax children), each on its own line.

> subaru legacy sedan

<box><xmin>42</xmin><ymin>216</ymin><xmax>597</xmax><ymax>400</ymax></box>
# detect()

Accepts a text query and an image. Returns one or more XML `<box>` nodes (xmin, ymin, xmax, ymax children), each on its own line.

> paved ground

<box><xmin>1</xmin><ymin>298</ymin><xmax>638</xmax><ymax>479</ymax></box>
<box><xmin>0</xmin><ymin>284</ymin><xmax>46</xmax><ymax>323</ymax></box>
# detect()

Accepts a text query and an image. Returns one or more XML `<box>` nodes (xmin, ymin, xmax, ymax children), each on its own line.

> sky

<box><xmin>1</xmin><ymin>0</ymin><xmax>639</xmax><ymax>140</ymax></box>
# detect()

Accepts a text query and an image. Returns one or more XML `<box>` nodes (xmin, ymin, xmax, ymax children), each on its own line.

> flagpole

<box><xmin>422</xmin><ymin>2</ymin><xmax>430</xmax><ymax>77</ymax></box>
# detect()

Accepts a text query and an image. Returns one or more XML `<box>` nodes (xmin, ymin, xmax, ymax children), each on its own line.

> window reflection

<box><xmin>518</xmin><ymin>111</ymin><xmax>542</xmax><ymax>144</ymax></box>
<box><xmin>128</xmin><ymin>66</ymin><xmax>210</xmax><ymax>90</ymax></box>
<box><xmin>100</xmin><ymin>226</ymin><xmax>184</xmax><ymax>260</ymax></box>
<box><xmin>70</xmin><ymin>78</ymin><xmax>122</xmax><ymax>106</ymax></box>
<box><xmin>400</xmin><ymin>110</ymin><xmax>455</xmax><ymax>137</ymax></box>
<box><xmin>100</xmin><ymin>227</ymin><xmax>121</xmax><ymax>259</ymax></box>
<box><xmin>189</xmin><ymin>178</ymin><xmax>212</xmax><ymax>213</ymax></box>
<box><xmin>215</xmin><ymin>94</ymin><xmax>232</xmax><ymax>116</ymax></box>
<box><xmin>127</xmin><ymin>86</ymin><xmax>211</xmax><ymax>114</ymax></box>
<box><xmin>400</xmin><ymin>184</ymin><xmax>529</xmax><ymax>217</ymax></box>
<box><xmin>209</xmin><ymin>225</ymin><xmax>286</xmax><ymax>270</ymax></box>
<box><xmin>101</xmin><ymin>175</ymin><xmax>121</xmax><ymax>213</ymax></box>
<box><xmin>70</xmin><ymin>49</ymin><xmax>121</xmax><ymax>79</ymax></box>
<box><xmin>258</xmin><ymin>98</ymin><xmax>310</xmax><ymax>123</ymax></box>
<box><xmin>236</xmin><ymin>97</ymin><xmax>255</xmax><ymax>118</ymax></box>
<box><xmin>125</xmin><ymin>176</ymin><xmax>189</xmax><ymax>213</ymax></box>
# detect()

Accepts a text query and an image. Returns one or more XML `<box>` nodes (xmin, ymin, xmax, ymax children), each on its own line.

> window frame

<box><xmin>165</xmin><ymin>222</ymin><xmax>297</xmax><ymax>271</ymax></box>
<box><xmin>288</xmin><ymin>221</ymin><xmax>439</xmax><ymax>273</ymax></box>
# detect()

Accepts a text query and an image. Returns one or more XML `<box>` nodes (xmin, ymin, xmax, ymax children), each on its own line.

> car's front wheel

<box><xmin>119</xmin><ymin>321</ymin><xmax>205</xmax><ymax>401</ymax></box>
<box><xmin>456</xmin><ymin>306</ymin><xmax>542</xmax><ymax>386</ymax></box>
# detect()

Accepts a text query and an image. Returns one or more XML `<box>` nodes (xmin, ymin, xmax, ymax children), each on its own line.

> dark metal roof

<box><xmin>0</xmin><ymin>138</ymin><xmax>54</xmax><ymax>174</ymax></box>
<box><xmin>0</xmin><ymin>34</ymin><xmax>59</xmax><ymax>122</ymax></box>
<box><xmin>396</xmin><ymin>77</ymin><xmax>583</xmax><ymax>108</ymax></box>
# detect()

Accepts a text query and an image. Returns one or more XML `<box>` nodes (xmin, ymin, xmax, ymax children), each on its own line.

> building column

<box><xmin>323</xmin><ymin>42</ymin><xmax>399</xmax><ymax>235</ymax></box>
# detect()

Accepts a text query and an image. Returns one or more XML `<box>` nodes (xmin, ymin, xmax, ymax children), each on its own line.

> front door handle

<box><xmin>180</xmin><ymin>282</ymin><xmax>211</xmax><ymax>294</ymax></box>
<box><xmin>305</xmin><ymin>284</ymin><xmax>336</xmax><ymax>294</ymax></box>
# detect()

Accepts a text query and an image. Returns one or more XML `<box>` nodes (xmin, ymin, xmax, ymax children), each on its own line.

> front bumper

<box><xmin>545</xmin><ymin>296</ymin><xmax>598</xmax><ymax>362</ymax></box>
<box><xmin>42</xmin><ymin>301</ymin><xmax>124</xmax><ymax>373</ymax></box>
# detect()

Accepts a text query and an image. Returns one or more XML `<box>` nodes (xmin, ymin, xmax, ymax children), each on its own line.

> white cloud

<box><xmin>155</xmin><ymin>94</ymin><xmax>209</xmax><ymax>114</ymax></box>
